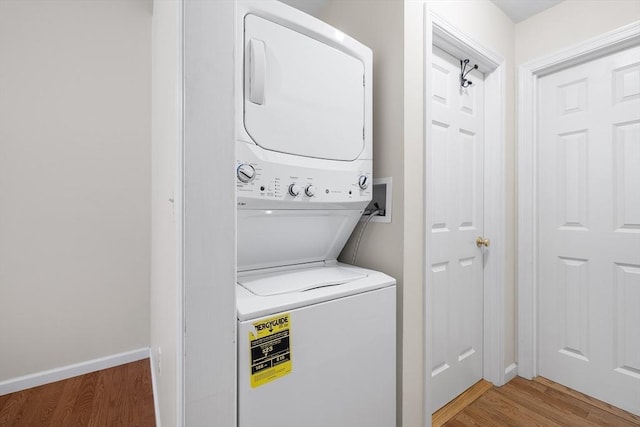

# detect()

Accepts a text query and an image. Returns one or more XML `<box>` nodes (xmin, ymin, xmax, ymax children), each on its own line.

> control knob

<box><xmin>288</xmin><ymin>183</ymin><xmax>302</xmax><ymax>197</ymax></box>
<box><xmin>236</xmin><ymin>163</ymin><xmax>256</xmax><ymax>183</ymax></box>
<box><xmin>305</xmin><ymin>185</ymin><xmax>316</xmax><ymax>197</ymax></box>
<box><xmin>358</xmin><ymin>175</ymin><xmax>369</xmax><ymax>190</ymax></box>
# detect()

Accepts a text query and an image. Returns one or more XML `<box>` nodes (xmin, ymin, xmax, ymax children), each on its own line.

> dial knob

<box><xmin>288</xmin><ymin>183</ymin><xmax>302</xmax><ymax>197</ymax></box>
<box><xmin>358</xmin><ymin>175</ymin><xmax>369</xmax><ymax>190</ymax></box>
<box><xmin>305</xmin><ymin>185</ymin><xmax>316</xmax><ymax>197</ymax></box>
<box><xmin>236</xmin><ymin>164</ymin><xmax>256</xmax><ymax>183</ymax></box>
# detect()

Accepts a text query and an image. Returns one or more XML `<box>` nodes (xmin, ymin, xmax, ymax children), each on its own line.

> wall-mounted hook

<box><xmin>460</xmin><ymin>58</ymin><xmax>478</xmax><ymax>88</ymax></box>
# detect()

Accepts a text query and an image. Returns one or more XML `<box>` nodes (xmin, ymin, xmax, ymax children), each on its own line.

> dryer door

<box><xmin>243</xmin><ymin>14</ymin><xmax>365</xmax><ymax>161</ymax></box>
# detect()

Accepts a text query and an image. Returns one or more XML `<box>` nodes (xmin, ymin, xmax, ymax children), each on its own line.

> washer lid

<box><xmin>238</xmin><ymin>265</ymin><xmax>366</xmax><ymax>296</ymax></box>
<box><xmin>236</xmin><ymin>262</ymin><xmax>396</xmax><ymax>321</ymax></box>
<box><xmin>243</xmin><ymin>14</ymin><xmax>365</xmax><ymax>161</ymax></box>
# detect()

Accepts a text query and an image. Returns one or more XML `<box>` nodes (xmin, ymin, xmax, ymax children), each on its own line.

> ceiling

<box><xmin>489</xmin><ymin>0</ymin><xmax>564</xmax><ymax>22</ymax></box>
<box><xmin>280</xmin><ymin>0</ymin><xmax>566</xmax><ymax>24</ymax></box>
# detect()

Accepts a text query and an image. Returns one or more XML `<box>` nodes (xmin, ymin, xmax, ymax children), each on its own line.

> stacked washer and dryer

<box><xmin>234</xmin><ymin>2</ymin><xmax>396</xmax><ymax>426</ymax></box>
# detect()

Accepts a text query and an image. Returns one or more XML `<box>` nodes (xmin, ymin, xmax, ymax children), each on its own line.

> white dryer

<box><xmin>234</xmin><ymin>2</ymin><xmax>396</xmax><ymax>426</ymax></box>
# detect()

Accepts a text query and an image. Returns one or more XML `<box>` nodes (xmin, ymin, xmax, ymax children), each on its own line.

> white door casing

<box><xmin>428</xmin><ymin>45</ymin><xmax>485</xmax><ymax>412</ymax></box>
<box><xmin>424</xmin><ymin>8</ymin><xmax>508</xmax><ymax>421</ymax></box>
<box><xmin>537</xmin><ymin>45</ymin><xmax>640</xmax><ymax>415</ymax></box>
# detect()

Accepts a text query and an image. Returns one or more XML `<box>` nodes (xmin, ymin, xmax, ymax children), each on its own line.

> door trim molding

<box><xmin>516</xmin><ymin>21</ymin><xmax>640</xmax><ymax>380</ymax></box>
<box><xmin>423</xmin><ymin>8</ymin><xmax>507</xmax><ymax>422</ymax></box>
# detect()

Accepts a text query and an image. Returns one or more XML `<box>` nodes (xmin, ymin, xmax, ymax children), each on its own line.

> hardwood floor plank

<box><xmin>440</xmin><ymin>376</ymin><xmax>640</xmax><ymax>427</ymax></box>
<box><xmin>532</xmin><ymin>383</ymin><xmax>637</xmax><ymax>426</ymax></box>
<box><xmin>18</xmin><ymin>380</ymin><xmax>64</xmax><ymax>426</ymax></box>
<box><xmin>105</xmin><ymin>360</ymin><xmax>128</xmax><ymax>426</ymax></box>
<box><xmin>494</xmin><ymin>381</ymin><xmax>600</xmax><ymax>426</ymax></box>
<box><xmin>474</xmin><ymin>390</ymin><xmax>565</xmax><ymax>427</ymax></box>
<box><xmin>66</xmin><ymin>370</ymin><xmax>99</xmax><ymax>426</ymax></box>
<box><xmin>433</xmin><ymin>379</ymin><xmax>493</xmax><ymax>427</ymax></box>
<box><xmin>458</xmin><ymin>402</ymin><xmax>508</xmax><ymax>426</ymax></box>
<box><xmin>0</xmin><ymin>388</ymin><xmax>35</xmax><ymax>426</ymax></box>
<box><xmin>0</xmin><ymin>394</ymin><xmax>11</xmax><ymax>412</ymax></box>
<box><xmin>127</xmin><ymin>360</ymin><xmax>143</xmax><ymax>427</ymax></box>
<box><xmin>87</xmin><ymin>366</ymin><xmax>111</xmax><ymax>426</ymax></box>
<box><xmin>450</xmin><ymin>409</ymin><xmax>494</xmax><ymax>427</ymax></box>
<box><xmin>0</xmin><ymin>359</ymin><xmax>156</xmax><ymax>427</ymax></box>
<box><xmin>534</xmin><ymin>376</ymin><xmax>640</xmax><ymax>425</ymax></box>
<box><xmin>585</xmin><ymin>410</ymin><xmax>640</xmax><ymax>427</ymax></box>
<box><xmin>444</xmin><ymin>416</ymin><xmax>474</xmax><ymax>427</ymax></box>
<box><xmin>130</xmin><ymin>359</ymin><xmax>155</xmax><ymax>427</ymax></box>
<box><xmin>48</xmin><ymin>375</ymin><xmax>83</xmax><ymax>426</ymax></box>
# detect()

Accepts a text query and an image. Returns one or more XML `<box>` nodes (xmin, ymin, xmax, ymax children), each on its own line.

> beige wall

<box><xmin>318</xmin><ymin>1</ymin><xmax>405</xmax><ymax>425</ymax></box>
<box><xmin>516</xmin><ymin>0</ymin><xmax>640</xmax><ymax>65</ymax></box>
<box><xmin>402</xmin><ymin>3</ymin><xmax>424</xmax><ymax>425</ymax></box>
<box><xmin>0</xmin><ymin>0</ymin><xmax>151</xmax><ymax>381</ymax></box>
<box><xmin>404</xmin><ymin>1</ymin><xmax>515</xmax><ymax>425</ymax></box>
<box><xmin>323</xmin><ymin>1</ymin><xmax>405</xmax><ymax>283</ymax></box>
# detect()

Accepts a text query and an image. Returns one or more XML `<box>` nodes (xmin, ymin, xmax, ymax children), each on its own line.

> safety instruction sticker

<box><xmin>249</xmin><ymin>313</ymin><xmax>292</xmax><ymax>388</ymax></box>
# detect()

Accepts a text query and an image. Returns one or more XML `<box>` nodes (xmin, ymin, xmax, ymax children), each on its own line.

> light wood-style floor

<box><xmin>435</xmin><ymin>376</ymin><xmax>640</xmax><ymax>427</ymax></box>
<box><xmin>3</xmin><ymin>363</ymin><xmax>639</xmax><ymax>426</ymax></box>
<box><xmin>0</xmin><ymin>359</ymin><xmax>155</xmax><ymax>427</ymax></box>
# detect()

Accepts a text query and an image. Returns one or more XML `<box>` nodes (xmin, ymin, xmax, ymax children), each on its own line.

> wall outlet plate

<box><xmin>362</xmin><ymin>177</ymin><xmax>392</xmax><ymax>223</ymax></box>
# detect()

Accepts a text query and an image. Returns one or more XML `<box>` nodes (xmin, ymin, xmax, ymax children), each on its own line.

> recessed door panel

<box><xmin>243</xmin><ymin>14</ymin><xmax>365</xmax><ymax>161</ymax></box>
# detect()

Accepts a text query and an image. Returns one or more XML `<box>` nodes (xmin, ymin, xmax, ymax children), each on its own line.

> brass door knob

<box><xmin>476</xmin><ymin>237</ymin><xmax>490</xmax><ymax>248</ymax></box>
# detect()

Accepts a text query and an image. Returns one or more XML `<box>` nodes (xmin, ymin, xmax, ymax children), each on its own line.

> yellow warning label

<box><xmin>249</xmin><ymin>313</ymin><xmax>292</xmax><ymax>388</ymax></box>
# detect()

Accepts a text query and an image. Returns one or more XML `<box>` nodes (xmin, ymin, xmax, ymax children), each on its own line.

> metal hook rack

<box><xmin>460</xmin><ymin>58</ymin><xmax>478</xmax><ymax>88</ymax></box>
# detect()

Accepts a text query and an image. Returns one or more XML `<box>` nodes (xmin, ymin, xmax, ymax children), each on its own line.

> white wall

<box><xmin>404</xmin><ymin>1</ymin><xmax>515</xmax><ymax>425</ymax></box>
<box><xmin>151</xmin><ymin>0</ymin><xmax>182</xmax><ymax>425</ymax></box>
<box><xmin>0</xmin><ymin>0</ymin><xmax>151</xmax><ymax>382</ymax></box>
<box><xmin>317</xmin><ymin>2</ymin><xmax>405</xmax><ymax>425</ymax></box>
<box><xmin>516</xmin><ymin>0</ymin><xmax>640</xmax><ymax>65</ymax></box>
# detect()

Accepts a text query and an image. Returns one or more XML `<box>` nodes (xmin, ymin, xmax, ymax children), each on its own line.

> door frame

<box><xmin>516</xmin><ymin>22</ymin><xmax>640</xmax><ymax>380</ymax></box>
<box><xmin>423</xmin><ymin>8</ymin><xmax>508</xmax><ymax>420</ymax></box>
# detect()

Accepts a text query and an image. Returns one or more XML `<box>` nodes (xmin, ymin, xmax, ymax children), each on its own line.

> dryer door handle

<box><xmin>249</xmin><ymin>39</ymin><xmax>266</xmax><ymax>105</ymax></box>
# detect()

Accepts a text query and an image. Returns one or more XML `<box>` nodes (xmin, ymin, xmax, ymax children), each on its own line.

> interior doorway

<box><xmin>424</xmin><ymin>10</ymin><xmax>508</xmax><ymax>416</ymax></box>
<box><xmin>517</xmin><ymin>21</ymin><xmax>640</xmax><ymax>418</ymax></box>
<box><xmin>428</xmin><ymin>44</ymin><xmax>486</xmax><ymax>411</ymax></box>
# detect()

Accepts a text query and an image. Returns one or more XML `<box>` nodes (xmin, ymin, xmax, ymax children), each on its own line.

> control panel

<box><xmin>236</xmin><ymin>159</ymin><xmax>372</xmax><ymax>207</ymax></box>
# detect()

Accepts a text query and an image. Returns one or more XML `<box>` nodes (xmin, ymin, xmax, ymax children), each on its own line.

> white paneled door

<box><xmin>538</xmin><ymin>45</ymin><xmax>640</xmax><ymax>416</ymax></box>
<box><xmin>429</xmin><ymin>46</ymin><xmax>485</xmax><ymax>412</ymax></box>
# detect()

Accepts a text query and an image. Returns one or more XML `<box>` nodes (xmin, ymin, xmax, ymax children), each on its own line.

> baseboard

<box><xmin>149</xmin><ymin>348</ymin><xmax>162</xmax><ymax>427</ymax></box>
<box><xmin>504</xmin><ymin>362</ymin><xmax>518</xmax><ymax>383</ymax></box>
<box><xmin>0</xmin><ymin>348</ymin><xmax>150</xmax><ymax>396</ymax></box>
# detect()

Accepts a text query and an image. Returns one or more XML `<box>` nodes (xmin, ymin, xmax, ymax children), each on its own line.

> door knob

<box><xmin>476</xmin><ymin>237</ymin><xmax>490</xmax><ymax>248</ymax></box>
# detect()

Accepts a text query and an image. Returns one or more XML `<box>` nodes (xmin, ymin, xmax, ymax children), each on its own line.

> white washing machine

<box><xmin>234</xmin><ymin>2</ymin><xmax>396</xmax><ymax>426</ymax></box>
<box><xmin>236</xmin><ymin>262</ymin><xmax>395</xmax><ymax>427</ymax></box>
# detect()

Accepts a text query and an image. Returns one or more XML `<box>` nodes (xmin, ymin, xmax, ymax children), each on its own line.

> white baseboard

<box><xmin>149</xmin><ymin>348</ymin><xmax>162</xmax><ymax>427</ymax></box>
<box><xmin>0</xmin><ymin>348</ymin><xmax>150</xmax><ymax>396</ymax></box>
<box><xmin>504</xmin><ymin>362</ymin><xmax>518</xmax><ymax>383</ymax></box>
